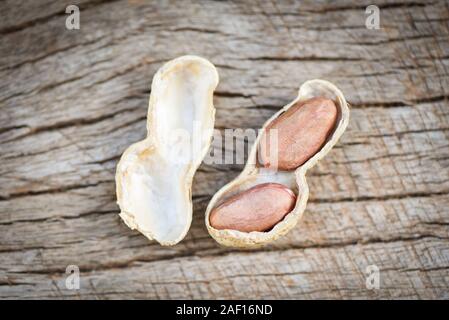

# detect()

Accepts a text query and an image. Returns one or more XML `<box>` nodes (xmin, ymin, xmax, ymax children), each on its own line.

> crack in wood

<box><xmin>0</xmin><ymin>107</ymin><xmax>143</xmax><ymax>145</ymax></box>
<box><xmin>0</xmin><ymin>181</ymin><xmax>113</xmax><ymax>201</ymax></box>
<box><xmin>308</xmin><ymin>191</ymin><xmax>449</xmax><ymax>204</ymax></box>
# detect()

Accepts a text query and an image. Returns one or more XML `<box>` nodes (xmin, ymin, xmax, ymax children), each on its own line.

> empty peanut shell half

<box><xmin>116</xmin><ymin>56</ymin><xmax>218</xmax><ymax>246</ymax></box>
<box><xmin>205</xmin><ymin>79</ymin><xmax>350</xmax><ymax>248</ymax></box>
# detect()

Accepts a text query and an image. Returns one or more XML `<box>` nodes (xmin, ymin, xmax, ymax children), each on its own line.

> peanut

<box><xmin>209</xmin><ymin>183</ymin><xmax>296</xmax><ymax>232</ymax></box>
<box><xmin>258</xmin><ymin>97</ymin><xmax>337</xmax><ymax>170</ymax></box>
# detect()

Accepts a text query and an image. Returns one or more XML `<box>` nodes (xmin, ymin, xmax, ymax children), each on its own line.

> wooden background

<box><xmin>1</xmin><ymin>0</ymin><xmax>448</xmax><ymax>299</ymax></box>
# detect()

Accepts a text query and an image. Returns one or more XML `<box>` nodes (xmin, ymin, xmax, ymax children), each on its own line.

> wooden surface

<box><xmin>1</xmin><ymin>0</ymin><xmax>448</xmax><ymax>299</ymax></box>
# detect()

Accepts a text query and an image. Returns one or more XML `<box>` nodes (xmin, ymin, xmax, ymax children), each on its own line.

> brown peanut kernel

<box><xmin>258</xmin><ymin>97</ymin><xmax>338</xmax><ymax>170</ymax></box>
<box><xmin>209</xmin><ymin>183</ymin><xmax>296</xmax><ymax>232</ymax></box>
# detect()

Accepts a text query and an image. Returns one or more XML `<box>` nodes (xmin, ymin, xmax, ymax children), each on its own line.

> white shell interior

<box><xmin>116</xmin><ymin>56</ymin><xmax>218</xmax><ymax>245</ymax></box>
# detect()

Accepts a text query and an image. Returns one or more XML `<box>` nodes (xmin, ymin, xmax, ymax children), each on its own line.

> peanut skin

<box><xmin>258</xmin><ymin>97</ymin><xmax>338</xmax><ymax>170</ymax></box>
<box><xmin>209</xmin><ymin>183</ymin><xmax>296</xmax><ymax>232</ymax></box>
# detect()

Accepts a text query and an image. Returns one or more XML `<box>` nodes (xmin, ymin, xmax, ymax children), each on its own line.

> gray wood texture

<box><xmin>1</xmin><ymin>0</ymin><xmax>448</xmax><ymax>299</ymax></box>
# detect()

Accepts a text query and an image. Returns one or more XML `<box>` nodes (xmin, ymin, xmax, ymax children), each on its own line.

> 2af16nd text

<box><xmin>176</xmin><ymin>304</ymin><xmax>273</xmax><ymax>317</ymax></box>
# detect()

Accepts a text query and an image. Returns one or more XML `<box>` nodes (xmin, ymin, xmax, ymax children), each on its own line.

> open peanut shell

<box><xmin>205</xmin><ymin>79</ymin><xmax>350</xmax><ymax>248</ymax></box>
<box><xmin>116</xmin><ymin>56</ymin><xmax>218</xmax><ymax>246</ymax></box>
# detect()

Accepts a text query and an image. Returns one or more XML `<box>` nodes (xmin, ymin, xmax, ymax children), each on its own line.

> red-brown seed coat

<box><xmin>209</xmin><ymin>183</ymin><xmax>296</xmax><ymax>232</ymax></box>
<box><xmin>258</xmin><ymin>97</ymin><xmax>338</xmax><ymax>170</ymax></box>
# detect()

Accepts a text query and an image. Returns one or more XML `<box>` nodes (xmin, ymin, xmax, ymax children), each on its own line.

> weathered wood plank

<box><xmin>0</xmin><ymin>183</ymin><xmax>447</xmax><ymax>275</ymax></box>
<box><xmin>1</xmin><ymin>238</ymin><xmax>448</xmax><ymax>299</ymax></box>
<box><xmin>1</xmin><ymin>0</ymin><xmax>448</xmax><ymax>299</ymax></box>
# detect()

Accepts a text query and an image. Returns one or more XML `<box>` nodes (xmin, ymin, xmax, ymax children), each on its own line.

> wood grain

<box><xmin>1</xmin><ymin>0</ymin><xmax>448</xmax><ymax>299</ymax></box>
